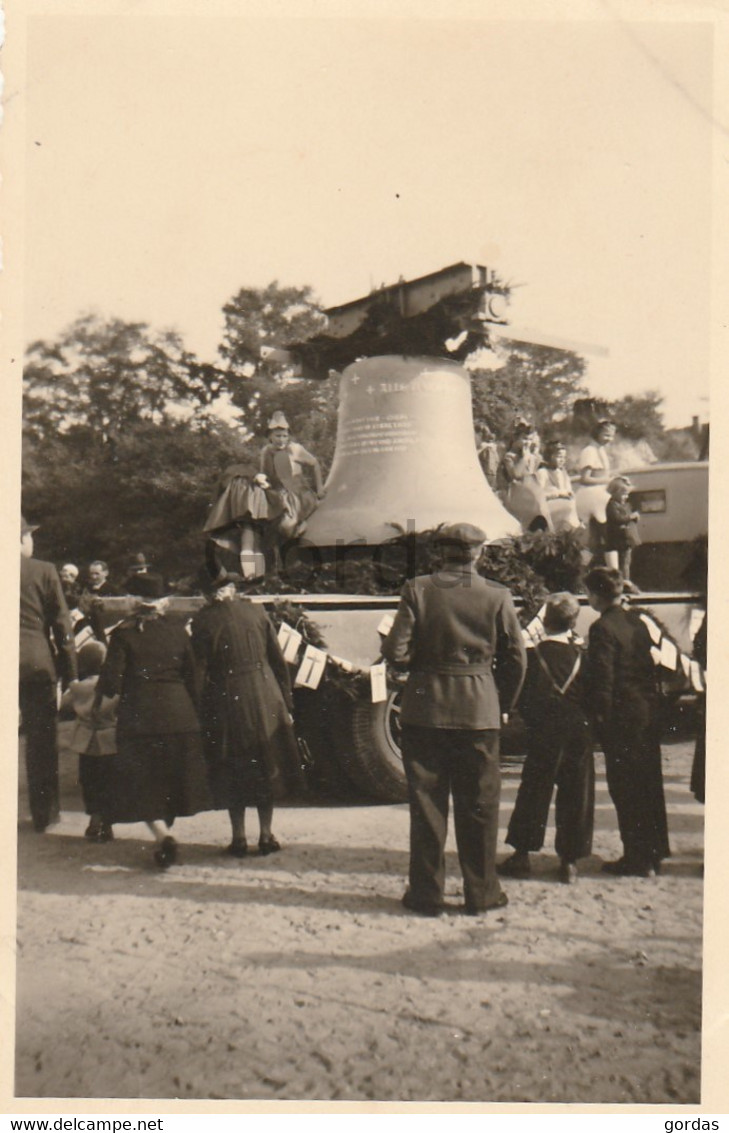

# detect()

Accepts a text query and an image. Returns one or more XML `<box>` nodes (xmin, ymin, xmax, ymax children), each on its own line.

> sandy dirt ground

<box><xmin>15</xmin><ymin>738</ymin><xmax>703</xmax><ymax>1105</ymax></box>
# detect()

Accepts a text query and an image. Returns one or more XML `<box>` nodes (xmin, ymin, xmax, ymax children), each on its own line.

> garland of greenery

<box><xmin>223</xmin><ymin>526</ymin><xmax>587</xmax><ymax>624</ymax></box>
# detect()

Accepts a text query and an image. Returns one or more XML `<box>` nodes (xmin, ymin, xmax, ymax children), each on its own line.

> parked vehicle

<box><xmin>94</xmin><ymin>585</ymin><xmax>701</xmax><ymax>804</ymax></box>
<box><xmin>624</xmin><ymin>461</ymin><xmax>708</xmax><ymax>591</ymax></box>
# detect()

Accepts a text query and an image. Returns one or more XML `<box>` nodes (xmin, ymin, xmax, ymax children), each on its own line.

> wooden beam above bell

<box><xmin>287</xmin><ymin>262</ymin><xmax>510</xmax><ymax>378</ymax></box>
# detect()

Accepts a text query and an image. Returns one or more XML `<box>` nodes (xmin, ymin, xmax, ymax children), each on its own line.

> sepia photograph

<box><xmin>4</xmin><ymin>0</ymin><xmax>727</xmax><ymax>1113</ymax></box>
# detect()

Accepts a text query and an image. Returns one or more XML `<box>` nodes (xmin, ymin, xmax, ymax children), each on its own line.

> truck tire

<box><xmin>337</xmin><ymin>687</ymin><xmax>409</xmax><ymax>803</ymax></box>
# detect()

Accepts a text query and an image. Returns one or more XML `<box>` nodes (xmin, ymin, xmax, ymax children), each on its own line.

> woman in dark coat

<box><xmin>94</xmin><ymin>574</ymin><xmax>212</xmax><ymax>867</ymax></box>
<box><xmin>190</xmin><ymin>569</ymin><xmax>304</xmax><ymax>857</ymax></box>
<box><xmin>584</xmin><ymin>567</ymin><xmax>670</xmax><ymax>877</ymax></box>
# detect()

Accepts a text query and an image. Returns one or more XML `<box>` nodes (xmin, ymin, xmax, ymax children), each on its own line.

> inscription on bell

<box><xmin>304</xmin><ymin>355</ymin><xmax>521</xmax><ymax>547</ymax></box>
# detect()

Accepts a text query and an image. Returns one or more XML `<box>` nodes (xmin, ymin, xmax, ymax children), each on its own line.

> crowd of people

<box><xmin>20</xmin><ymin>520</ymin><xmax>301</xmax><ymax>865</ymax></box>
<box><xmin>19</xmin><ymin>509</ymin><xmax>705</xmax><ymax>913</ymax></box>
<box><xmin>479</xmin><ymin>417</ymin><xmax>642</xmax><ymax>588</ymax></box>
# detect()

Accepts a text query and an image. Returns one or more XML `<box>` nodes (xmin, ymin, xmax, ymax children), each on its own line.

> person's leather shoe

<box><xmin>464</xmin><ymin>891</ymin><xmax>509</xmax><ymax>917</ymax></box>
<box><xmin>258</xmin><ymin>836</ymin><xmax>282</xmax><ymax>856</ymax></box>
<box><xmin>497</xmin><ymin>852</ymin><xmax>531</xmax><ymax>879</ymax></box>
<box><xmin>401</xmin><ymin>890</ymin><xmax>443</xmax><ymax>918</ymax></box>
<box><xmin>602</xmin><ymin>857</ymin><xmax>656</xmax><ymax>878</ymax></box>
<box><xmin>227</xmin><ymin>838</ymin><xmax>248</xmax><ymax>858</ymax></box>
<box><xmin>154</xmin><ymin>836</ymin><xmax>178</xmax><ymax>869</ymax></box>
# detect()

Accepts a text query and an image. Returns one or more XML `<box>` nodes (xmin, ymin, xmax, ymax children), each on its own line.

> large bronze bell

<box><xmin>304</xmin><ymin>356</ymin><xmax>521</xmax><ymax>547</ymax></box>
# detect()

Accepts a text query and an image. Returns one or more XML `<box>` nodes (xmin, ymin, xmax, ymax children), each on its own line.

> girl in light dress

<box><xmin>535</xmin><ymin>440</ymin><xmax>580</xmax><ymax>533</ymax></box>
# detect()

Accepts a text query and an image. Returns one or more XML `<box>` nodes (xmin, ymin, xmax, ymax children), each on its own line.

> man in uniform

<box><xmin>19</xmin><ymin>516</ymin><xmax>77</xmax><ymax>831</ymax></box>
<box><xmin>382</xmin><ymin>522</ymin><xmax>527</xmax><ymax>916</ymax></box>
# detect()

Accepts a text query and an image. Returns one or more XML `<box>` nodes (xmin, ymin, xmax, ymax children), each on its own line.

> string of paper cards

<box><xmin>276</xmin><ymin>613</ymin><xmax>395</xmax><ymax>703</ymax></box>
<box><xmin>522</xmin><ymin>606</ymin><xmax>706</xmax><ymax>692</ymax></box>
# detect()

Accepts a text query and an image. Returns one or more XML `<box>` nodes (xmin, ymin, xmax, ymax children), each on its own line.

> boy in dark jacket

<box><xmin>499</xmin><ymin>592</ymin><xmax>595</xmax><ymax>884</ymax></box>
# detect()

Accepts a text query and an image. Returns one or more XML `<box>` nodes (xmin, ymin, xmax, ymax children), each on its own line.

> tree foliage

<box><xmin>470</xmin><ymin>340</ymin><xmax>589</xmax><ymax>440</ymax></box>
<box><xmin>23</xmin><ymin>314</ymin><xmax>219</xmax><ymax>445</ymax></box>
<box><xmin>219</xmin><ymin>280</ymin><xmax>327</xmax><ymax>380</ymax></box>
<box><xmin>23</xmin><ymin>417</ymin><xmax>243</xmax><ymax>582</ymax></box>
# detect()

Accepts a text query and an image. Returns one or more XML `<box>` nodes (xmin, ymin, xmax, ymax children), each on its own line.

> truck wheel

<box><xmin>338</xmin><ymin>687</ymin><xmax>409</xmax><ymax>803</ymax></box>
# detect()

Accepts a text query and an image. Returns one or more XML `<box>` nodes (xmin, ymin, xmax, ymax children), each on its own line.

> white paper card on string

<box><xmin>370</xmin><ymin>662</ymin><xmax>388</xmax><ymax>703</ymax></box>
<box><xmin>639</xmin><ymin>614</ymin><xmax>662</xmax><ymax>644</ymax></box>
<box><xmin>689</xmin><ymin>608</ymin><xmax>705</xmax><ymax>641</ymax></box>
<box><xmin>659</xmin><ymin>637</ymin><xmax>678</xmax><ymax>671</ymax></box>
<box><xmin>680</xmin><ymin>653</ymin><xmax>692</xmax><ymax>679</ymax></box>
<box><xmin>377</xmin><ymin>613</ymin><xmax>395</xmax><ymax>637</ymax></box>
<box><xmin>294</xmin><ymin>645</ymin><xmax>327</xmax><ymax>689</ymax></box>
<box><xmin>278</xmin><ymin>622</ymin><xmax>303</xmax><ymax>663</ymax></box>
<box><xmin>690</xmin><ymin>660</ymin><xmax>706</xmax><ymax>692</ymax></box>
<box><xmin>329</xmin><ymin>654</ymin><xmax>356</xmax><ymax>673</ymax></box>
<box><xmin>650</xmin><ymin>646</ymin><xmax>662</xmax><ymax>666</ymax></box>
<box><xmin>524</xmin><ymin>615</ymin><xmax>545</xmax><ymax>647</ymax></box>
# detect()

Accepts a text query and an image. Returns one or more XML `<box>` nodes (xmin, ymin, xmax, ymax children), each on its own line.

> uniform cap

<box><xmin>435</xmin><ymin>522</ymin><xmax>488</xmax><ymax>547</ymax></box>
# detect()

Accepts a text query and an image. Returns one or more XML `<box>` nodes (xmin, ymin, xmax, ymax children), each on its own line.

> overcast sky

<box><xmin>24</xmin><ymin>11</ymin><xmax>715</xmax><ymax>426</ymax></box>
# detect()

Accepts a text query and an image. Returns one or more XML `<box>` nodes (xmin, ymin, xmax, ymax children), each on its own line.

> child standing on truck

<box><xmin>604</xmin><ymin>475</ymin><xmax>641</xmax><ymax>588</ymax></box>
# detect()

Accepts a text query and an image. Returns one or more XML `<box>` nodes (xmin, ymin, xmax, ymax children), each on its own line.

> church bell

<box><xmin>304</xmin><ymin>356</ymin><xmax>521</xmax><ymax>547</ymax></box>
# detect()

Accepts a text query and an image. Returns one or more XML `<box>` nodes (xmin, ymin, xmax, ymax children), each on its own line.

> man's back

<box><xmin>20</xmin><ymin>556</ymin><xmax>75</xmax><ymax>683</ymax></box>
<box><xmin>383</xmin><ymin>565</ymin><xmax>526</xmax><ymax>729</ymax></box>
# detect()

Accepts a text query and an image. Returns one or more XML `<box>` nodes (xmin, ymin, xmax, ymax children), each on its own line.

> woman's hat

<box><xmin>267</xmin><ymin>411</ymin><xmax>290</xmax><ymax>432</ymax></box>
<box><xmin>21</xmin><ymin>515</ymin><xmax>39</xmax><ymax>537</ymax></box>
<box><xmin>130</xmin><ymin>573</ymin><xmax>165</xmax><ymax>600</ymax></box>
<box><xmin>128</xmin><ymin>552</ymin><xmax>150</xmax><ymax>574</ymax></box>
<box><xmin>197</xmin><ymin>563</ymin><xmax>242</xmax><ymax>595</ymax></box>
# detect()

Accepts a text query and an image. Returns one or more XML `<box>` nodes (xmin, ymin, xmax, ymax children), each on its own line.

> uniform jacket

<box><xmin>97</xmin><ymin>614</ymin><xmax>200</xmax><ymax>737</ymax></box>
<box><xmin>382</xmin><ymin>566</ymin><xmax>527</xmax><ymax>729</ymax></box>
<box><xmin>587</xmin><ymin>604</ymin><xmax>659</xmax><ymax>730</ymax></box>
<box><xmin>19</xmin><ymin>555</ymin><xmax>77</xmax><ymax>684</ymax></box>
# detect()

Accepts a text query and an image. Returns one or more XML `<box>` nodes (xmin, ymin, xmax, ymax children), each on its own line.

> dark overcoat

<box><xmin>97</xmin><ymin>614</ymin><xmax>211</xmax><ymax>823</ymax></box>
<box><xmin>587</xmin><ymin>604</ymin><xmax>670</xmax><ymax>863</ymax></box>
<box><xmin>190</xmin><ymin>599</ymin><xmax>304</xmax><ymax>805</ymax></box>
<box><xmin>98</xmin><ymin>615</ymin><xmax>200</xmax><ymax>737</ymax></box>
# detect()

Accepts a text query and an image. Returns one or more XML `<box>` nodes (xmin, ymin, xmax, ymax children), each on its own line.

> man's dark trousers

<box><xmin>402</xmin><ymin>724</ymin><xmax>502</xmax><ymax>912</ymax></box>
<box><xmin>19</xmin><ymin>674</ymin><xmax>60</xmax><ymax>831</ymax></box>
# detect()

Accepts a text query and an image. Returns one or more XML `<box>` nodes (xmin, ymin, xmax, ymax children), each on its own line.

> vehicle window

<box><xmin>631</xmin><ymin>489</ymin><xmax>666</xmax><ymax>514</ymax></box>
